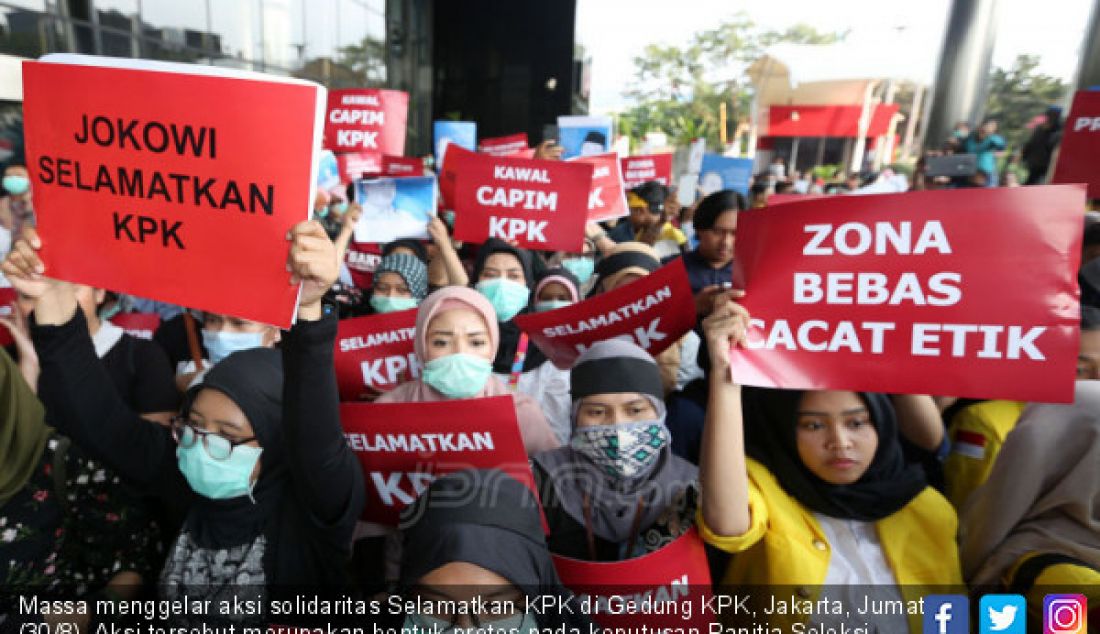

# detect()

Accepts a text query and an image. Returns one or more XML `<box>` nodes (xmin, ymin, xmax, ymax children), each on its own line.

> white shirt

<box><xmin>813</xmin><ymin>513</ymin><xmax>907</xmax><ymax>633</ymax></box>
<box><xmin>91</xmin><ymin>320</ymin><xmax>125</xmax><ymax>359</ymax></box>
<box><xmin>495</xmin><ymin>362</ymin><xmax>572</xmax><ymax>445</ymax></box>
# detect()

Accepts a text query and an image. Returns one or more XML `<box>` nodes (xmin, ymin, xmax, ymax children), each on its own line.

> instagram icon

<box><xmin>1045</xmin><ymin>594</ymin><xmax>1087</xmax><ymax>634</ymax></box>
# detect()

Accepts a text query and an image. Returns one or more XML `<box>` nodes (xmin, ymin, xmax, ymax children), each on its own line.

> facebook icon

<box><xmin>924</xmin><ymin>595</ymin><xmax>969</xmax><ymax>634</ymax></box>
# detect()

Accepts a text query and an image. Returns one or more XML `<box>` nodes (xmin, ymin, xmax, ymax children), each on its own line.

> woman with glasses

<box><xmin>392</xmin><ymin>469</ymin><xmax>591</xmax><ymax>631</ymax></box>
<box><xmin>1</xmin><ymin>221</ymin><xmax>365</xmax><ymax>625</ymax></box>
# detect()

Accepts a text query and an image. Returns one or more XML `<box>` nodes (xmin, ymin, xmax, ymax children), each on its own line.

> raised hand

<box><xmin>287</xmin><ymin>221</ymin><xmax>339</xmax><ymax>321</ymax></box>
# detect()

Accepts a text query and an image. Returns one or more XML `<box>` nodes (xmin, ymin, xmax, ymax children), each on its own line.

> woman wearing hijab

<box><xmin>589</xmin><ymin>242</ymin><xmax>702</xmax><ymax>396</ymax></box>
<box><xmin>392</xmin><ymin>469</ymin><xmax>592</xmax><ymax>630</ymax></box>
<box><xmin>368</xmin><ymin>251</ymin><xmax>428</xmax><ymax>314</ymax></box>
<box><xmin>533</xmin><ymin>340</ymin><xmax>698</xmax><ymax>562</ymax></box>
<box><xmin>960</xmin><ymin>381</ymin><xmax>1100</xmax><ymax>627</ymax></box>
<box><xmin>2</xmin><ymin>222</ymin><xmax>365</xmax><ymax>624</ymax></box>
<box><xmin>697</xmin><ymin>300</ymin><xmax>961</xmax><ymax>632</ymax></box>
<box><xmin>1</xmin><ymin>348</ymin><xmax>163</xmax><ymax>627</ymax></box>
<box><xmin>377</xmin><ymin>285</ymin><xmax>558</xmax><ymax>454</ymax></box>
<box><xmin>520</xmin><ymin>267</ymin><xmax>581</xmax><ymax>444</ymax></box>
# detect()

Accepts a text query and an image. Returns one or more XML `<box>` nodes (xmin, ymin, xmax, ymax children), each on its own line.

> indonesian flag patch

<box><xmin>952</xmin><ymin>430</ymin><xmax>987</xmax><ymax>459</ymax></box>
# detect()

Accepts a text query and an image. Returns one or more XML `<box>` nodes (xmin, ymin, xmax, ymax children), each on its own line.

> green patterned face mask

<box><xmin>570</xmin><ymin>419</ymin><xmax>669</xmax><ymax>479</ymax></box>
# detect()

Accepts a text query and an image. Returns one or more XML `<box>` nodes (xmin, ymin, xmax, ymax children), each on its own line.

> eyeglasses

<box><xmin>404</xmin><ymin>591</ymin><xmax>522</xmax><ymax>631</ymax></box>
<box><xmin>171</xmin><ymin>416</ymin><xmax>256</xmax><ymax>460</ymax></box>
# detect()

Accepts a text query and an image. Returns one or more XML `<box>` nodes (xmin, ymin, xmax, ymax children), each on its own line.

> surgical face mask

<box><xmin>202</xmin><ymin>329</ymin><xmax>265</xmax><ymax>365</ymax></box>
<box><xmin>422</xmin><ymin>353</ymin><xmax>492</xmax><ymax>399</ymax></box>
<box><xmin>535</xmin><ymin>299</ymin><xmax>572</xmax><ymax>313</ymax></box>
<box><xmin>98</xmin><ymin>303</ymin><xmax>122</xmax><ymax>322</ymax></box>
<box><xmin>3</xmin><ymin>175</ymin><xmax>29</xmax><ymax>195</ymax></box>
<box><xmin>571</xmin><ymin>419</ymin><xmax>669</xmax><ymax>479</ymax></box>
<box><xmin>561</xmin><ymin>257</ymin><xmax>594</xmax><ymax>284</ymax></box>
<box><xmin>315</xmin><ymin>207</ymin><xmax>330</xmax><ymax>219</ymax></box>
<box><xmin>442</xmin><ymin>210</ymin><xmax>456</xmax><ymax>227</ymax></box>
<box><xmin>403</xmin><ymin>610</ymin><xmax>537</xmax><ymax>634</ymax></box>
<box><xmin>370</xmin><ymin>294</ymin><xmax>418</xmax><ymax>314</ymax></box>
<box><xmin>333</xmin><ymin>201</ymin><xmax>348</xmax><ymax>215</ymax></box>
<box><xmin>476</xmin><ymin>278</ymin><xmax>530</xmax><ymax>322</ymax></box>
<box><xmin>176</xmin><ymin>430</ymin><xmax>262</xmax><ymax>500</ymax></box>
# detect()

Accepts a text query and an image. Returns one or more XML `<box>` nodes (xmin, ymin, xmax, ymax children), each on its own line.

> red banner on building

<box><xmin>323</xmin><ymin>89</ymin><xmax>408</xmax><ymax>161</ymax></box>
<box><xmin>452</xmin><ymin>153</ymin><xmax>593</xmax><ymax>252</ymax></box>
<box><xmin>109</xmin><ymin>312</ymin><xmax>161</xmax><ymax>340</ymax></box>
<box><xmin>334</xmin><ymin>310</ymin><xmax>418</xmax><ymax>401</ymax></box>
<box><xmin>729</xmin><ymin>185</ymin><xmax>1085</xmax><ymax>403</ymax></box>
<box><xmin>337</xmin><ymin>152</ymin><xmax>382</xmax><ymax>182</ymax></box>
<box><xmin>381</xmin><ymin>155</ymin><xmax>423</xmax><ymax>177</ymax></box>
<box><xmin>620</xmin><ymin>154</ymin><xmax>673</xmax><ymax>189</ymax></box>
<box><xmin>478</xmin><ymin>133</ymin><xmax>529</xmax><ymax>157</ymax></box>
<box><xmin>572</xmin><ymin>153</ymin><xmax>629</xmax><ymax>223</ymax></box>
<box><xmin>552</xmin><ymin>528</ymin><xmax>715</xmax><ymax>630</ymax></box>
<box><xmin>22</xmin><ymin>58</ymin><xmax>322</xmax><ymax>328</ymax></box>
<box><xmin>1052</xmin><ymin>91</ymin><xmax>1100</xmax><ymax>199</ymax></box>
<box><xmin>515</xmin><ymin>259</ymin><xmax>696</xmax><ymax>369</ymax></box>
<box><xmin>340</xmin><ymin>397</ymin><xmax>536</xmax><ymax>525</ymax></box>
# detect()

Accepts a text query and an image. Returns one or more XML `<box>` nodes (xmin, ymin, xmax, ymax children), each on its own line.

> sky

<box><xmin>577</xmin><ymin>0</ymin><xmax>1095</xmax><ymax>113</ymax></box>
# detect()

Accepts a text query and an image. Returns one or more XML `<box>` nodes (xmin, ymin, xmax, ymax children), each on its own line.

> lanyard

<box><xmin>508</xmin><ymin>333</ymin><xmax>529</xmax><ymax>391</ymax></box>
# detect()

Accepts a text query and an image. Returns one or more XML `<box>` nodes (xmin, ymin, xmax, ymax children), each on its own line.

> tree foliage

<box><xmin>619</xmin><ymin>13</ymin><xmax>844</xmax><ymax>150</ymax></box>
<box><xmin>984</xmin><ymin>54</ymin><xmax>1067</xmax><ymax>151</ymax></box>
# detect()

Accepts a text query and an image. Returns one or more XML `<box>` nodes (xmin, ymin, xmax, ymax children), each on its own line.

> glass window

<box><xmin>209</xmin><ymin>0</ymin><xmax>261</xmax><ymax>68</ymax></box>
<box><xmin>97</xmin><ymin>0</ymin><xmax>138</xmax><ymax>56</ymax></box>
<box><xmin>335</xmin><ymin>0</ymin><xmax>385</xmax><ymax>86</ymax></box>
<box><xmin>0</xmin><ymin>5</ymin><xmax>53</xmax><ymax>58</ymax></box>
<box><xmin>260</xmin><ymin>0</ymin><xmax>297</xmax><ymax>71</ymax></box>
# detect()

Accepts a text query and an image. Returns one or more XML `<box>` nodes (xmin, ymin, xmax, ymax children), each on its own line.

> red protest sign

<box><xmin>1052</xmin><ymin>91</ymin><xmax>1100</xmax><ymax>199</ymax></box>
<box><xmin>0</xmin><ymin>287</ymin><xmax>15</xmax><ymax>347</ymax></box>
<box><xmin>438</xmin><ymin>143</ymin><xmax>477</xmax><ymax>211</ymax></box>
<box><xmin>552</xmin><ymin>528</ymin><xmax>715</xmax><ymax>630</ymax></box>
<box><xmin>340</xmin><ymin>397</ymin><xmax>536</xmax><ymax>525</ymax></box>
<box><xmin>452</xmin><ymin>154</ymin><xmax>593</xmax><ymax>251</ymax></box>
<box><xmin>334</xmin><ymin>310</ymin><xmax>418</xmax><ymax>400</ymax></box>
<box><xmin>479</xmin><ymin>133</ymin><xmax>529</xmax><ymax>157</ymax></box>
<box><xmin>337</xmin><ymin>152</ymin><xmax>382</xmax><ymax>182</ymax></box>
<box><xmin>323</xmin><ymin>89</ymin><xmax>408</xmax><ymax>159</ymax></box>
<box><xmin>515</xmin><ymin>259</ymin><xmax>696</xmax><ymax>369</ymax></box>
<box><xmin>730</xmin><ymin>185</ymin><xmax>1085</xmax><ymax>403</ymax></box>
<box><xmin>381</xmin><ymin>155</ymin><xmax>423</xmax><ymax>177</ymax></box>
<box><xmin>768</xmin><ymin>193</ymin><xmax>827</xmax><ymax>207</ymax></box>
<box><xmin>620</xmin><ymin>154</ymin><xmax>673</xmax><ymax>189</ymax></box>
<box><xmin>22</xmin><ymin>57</ymin><xmax>320</xmax><ymax>328</ymax></box>
<box><xmin>109</xmin><ymin>312</ymin><xmax>161</xmax><ymax>340</ymax></box>
<box><xmin>572</xmin><ymin>153</ymin><xmax>628</xmax><ymax>223</ymax></box>
<box><xmin>345</xmin><ymin>241</ymin><xmax>382</xmax><ymax>290</ymax></box>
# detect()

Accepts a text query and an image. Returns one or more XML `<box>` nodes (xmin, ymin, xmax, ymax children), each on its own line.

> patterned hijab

<box><xmin>532</xmin><ymin>340</ymin><xmax>697</xmax><ymax>543</ymax></box>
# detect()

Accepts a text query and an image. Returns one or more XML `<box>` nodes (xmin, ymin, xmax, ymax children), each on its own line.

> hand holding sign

<box><xmin>702</xmin><ymin>292</ymin><xmax>751</xmax><ymax>376</ymax></box>
<box><xmin>287</xmin><ymin>220</ymin><xmax>339</xmax><ymax>321</ymax></box>
<box><xmin>0</xmin><ymin>227</ymin><xmax>78</xmax><ymax>325</ymax></box>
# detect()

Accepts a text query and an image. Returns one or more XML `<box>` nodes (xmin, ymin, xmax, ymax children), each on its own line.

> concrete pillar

<box><xmin>1073</xmin><ymin>0</ymin><xmax>1100</xmax><ymax>91</ymax></box>
<box><xmin>923</xmin><ymin>0</ymin><xmax>1000</xmax><ymax>153</ymax></box>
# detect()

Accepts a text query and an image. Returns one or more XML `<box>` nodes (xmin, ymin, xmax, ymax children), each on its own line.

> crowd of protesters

<box><xmin>0</xmin><ymin>103</ymin><xmax>1097</xmax><ymax>633</ymax></box>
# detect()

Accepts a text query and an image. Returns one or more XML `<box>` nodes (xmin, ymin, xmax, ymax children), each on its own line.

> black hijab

<box><xmin>471</xmin><ymin>239</ymin><xmax>541</xmax><ymax>374</ymax></box>
<box><xmin>399</xmin><ymin>469</ymin><xmax>591</xmax><ymax>629</ymax></box>
<box><xmin>182</xmin><ymin>347</ymin><xmax>286</xmax><ymax>549</ymax></box>
<box><xmin>742</xmin><ymin>388</ymin><xmax>926</xmax><ymax>522</ymax></box>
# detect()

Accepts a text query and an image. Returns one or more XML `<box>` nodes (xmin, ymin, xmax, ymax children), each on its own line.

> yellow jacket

<box><xmin>943</xmin><ymin>400</ymin><xmax>1027</xmax><ymax>509</ymax></box>
<box><xmin>698</xmin><ymin>458</ymin><xmax>963</xmax><ymax>632</ymax></box>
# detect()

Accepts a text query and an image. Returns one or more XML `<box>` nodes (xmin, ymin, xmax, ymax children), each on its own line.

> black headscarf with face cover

<box><xmin>741</xmin><ymin>388</ymin><xmax>926</xmax><ymax>521</ymax></box>
<box><xmin>182</xmin><ymin>347</ymin><xmax>286</xmax><ymax>549</ymax></box>
<box><xmin>399</xmin><ymin>470</ymin><xmax>592</xmax><ymax>629</ymax></box>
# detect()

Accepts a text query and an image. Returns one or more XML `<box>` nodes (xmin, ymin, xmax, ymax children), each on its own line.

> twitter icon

<box><xmin>981</xmin><ymin>594</ymin><xmax>1027</xmax><ymax>634</ymax></box>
